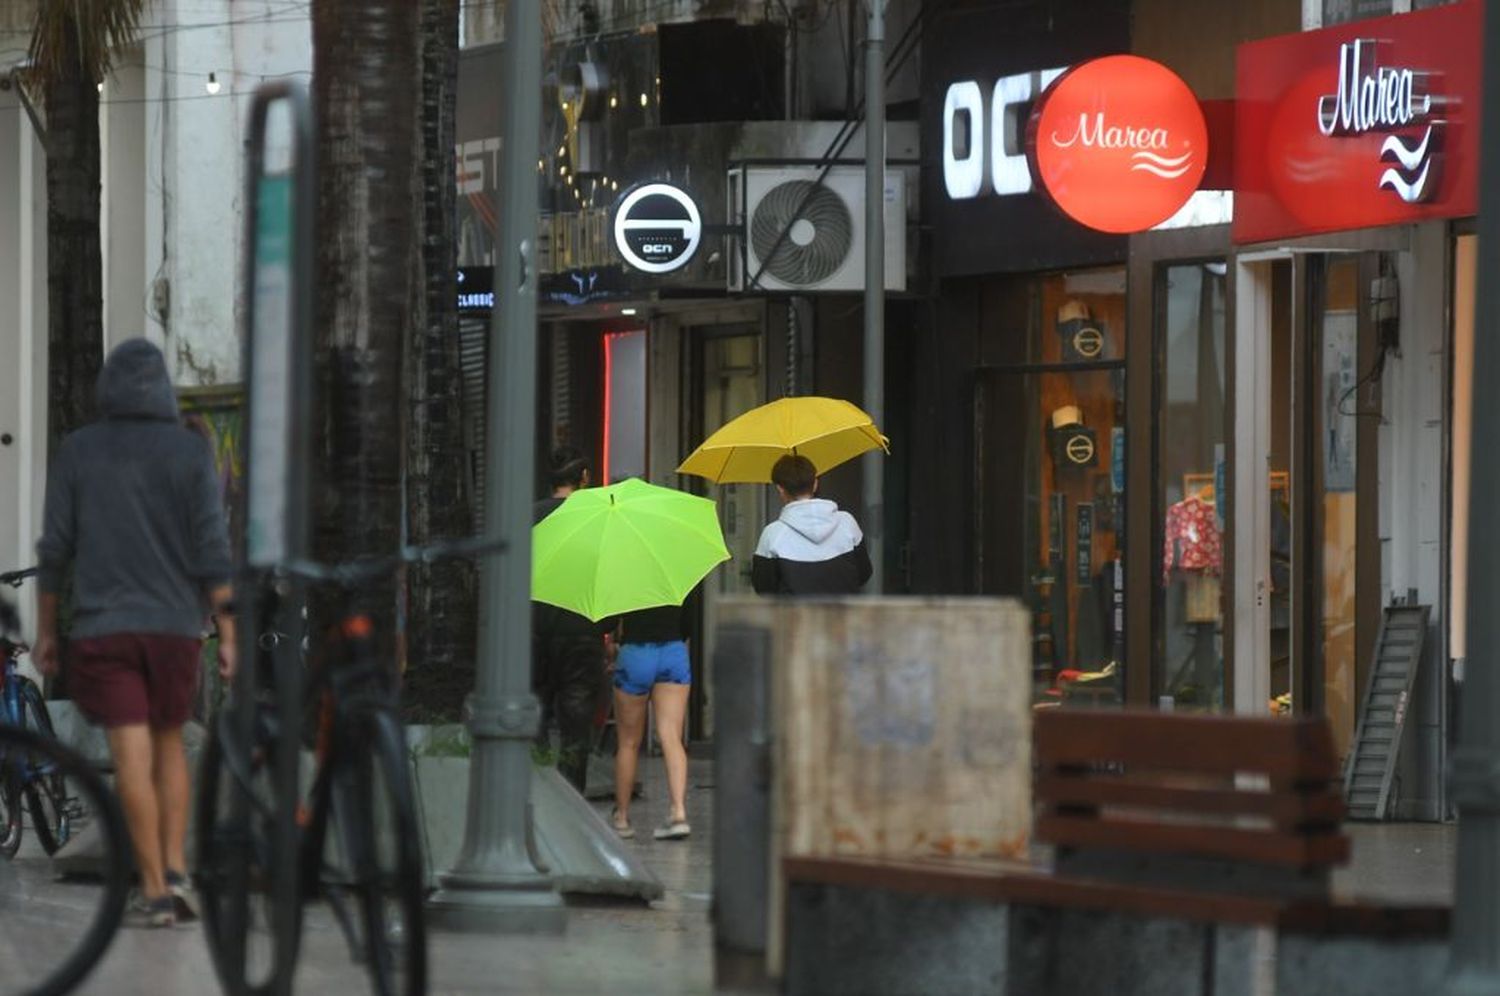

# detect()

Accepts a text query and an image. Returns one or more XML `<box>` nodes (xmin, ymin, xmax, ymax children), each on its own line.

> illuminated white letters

<box><xmin>942</xmin><ymin>66</ymin><xmax>1067</xmax><ymax>200</ymax></box>
<box><xmin>943</xmin><ymin>81</ymin><xmax>985</xmax><ymax>199</ymax></box>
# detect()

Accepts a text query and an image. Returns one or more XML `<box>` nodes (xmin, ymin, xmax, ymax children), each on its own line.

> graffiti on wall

<box><xmin>179</xmin><ymin>388</ymin><xmax>244</xmax><ymax>547</ymax></box>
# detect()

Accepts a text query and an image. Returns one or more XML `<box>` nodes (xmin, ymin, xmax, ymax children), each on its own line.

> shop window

<box><xmin>1154</xmin><ymin>262</ymin><xmax>1228</xmax><ymax>710</ymax></box>
<box><xmin>976</xmin><ymin>267</ymin><xmax>1126</xmax><ymax>709</ymax></box>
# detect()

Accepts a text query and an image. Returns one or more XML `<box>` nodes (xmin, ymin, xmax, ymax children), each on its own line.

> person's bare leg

<box><xmin>651</xmin><ymin>683</ymin><xmax>691</xmax><ymax>823</ymax></box>
<box><xmin>613</xmin><ymin>689</ymin><xmax>648</xmax><ymax>827</ymax></box>
<box><xmin>151</xmin><ymin>726</ymin><xmax>190</xmax><ymax>877</ymax></box>
<box><xmin>107</xmin><ymin>724</ymin><xmax>166</xmax><ymax>898</ymax></box>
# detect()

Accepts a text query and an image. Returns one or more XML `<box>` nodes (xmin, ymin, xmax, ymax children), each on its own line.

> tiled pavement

<box><xmin>0</xmin><ymin>754</ymin><xmax>1459</xmax><ymax>996</ymax></box>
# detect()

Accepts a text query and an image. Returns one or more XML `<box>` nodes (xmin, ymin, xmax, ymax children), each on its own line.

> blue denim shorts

<box><xmin>614</xmin><ymin>641</ymin><xmax>691</xmax><ymax>696</ymax></box>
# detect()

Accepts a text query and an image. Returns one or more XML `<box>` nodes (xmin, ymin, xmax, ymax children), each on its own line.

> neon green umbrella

<box><xmin>532</xmin><ymin>478</ymin><xmax>730</xmax><ymax>622</ymax></box>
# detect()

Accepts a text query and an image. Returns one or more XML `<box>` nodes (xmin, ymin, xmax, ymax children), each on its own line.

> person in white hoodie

<box><xmin>751</xmin><ymin>455</ymin><xmax>872</xmax><ymax>595</ymax></box>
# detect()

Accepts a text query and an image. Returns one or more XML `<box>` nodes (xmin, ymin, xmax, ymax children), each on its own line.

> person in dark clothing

<box><xmin>751</xmin><ymin>454</ymin><xmax>872</xmax><ymax>596</ymax></box>
<box><xmin>609</xmin><ymin>592</ymin><xmax>695</xmax><ymax>841</ymax></box>
<box><xmin>35</xmin><ymin>338</ymin><xmax>234</xmax><ymax>928</ymax></box>
<box><xmin>532</xmin><ymin>445</ymin><xmax>612</xmax><ymax>793</ymax></box>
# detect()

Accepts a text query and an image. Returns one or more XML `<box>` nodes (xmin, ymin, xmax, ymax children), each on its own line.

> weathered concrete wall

<box><xmin>785</xmin><ymin>882</ymin><xmax>1009</xmax><ymax>996</ymax></box>
<box><xmin>782</xmin><ymin>883</ymin><xmax>1449</xmax><ymax>996</ymax></box>
<box><xmin>146</xmin><ymin>0</ymin><xmax>313</xmax><ymax>387</ymax></box>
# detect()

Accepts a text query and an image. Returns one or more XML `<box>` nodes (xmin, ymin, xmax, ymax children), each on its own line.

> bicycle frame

<box><xmin>295</xmin><ymin>622</ymin><xmax>397</xmax><ymax>943</ymax></box>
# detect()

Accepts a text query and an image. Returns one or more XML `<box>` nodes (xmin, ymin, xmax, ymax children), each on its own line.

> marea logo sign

<box><xmin>1027</xmin><ymin>55</ymin><xmax>1207</xmax><ymax>234</ymax></box>
<box><xmin>1317</xmin><ymin>40</ymin><xmax>1438</xmax><ymax>203</ymax></box>
<box><xmin>612</xmin><ymin>182</ymin><xmax>702</xmax><ymax>274</ymax></box>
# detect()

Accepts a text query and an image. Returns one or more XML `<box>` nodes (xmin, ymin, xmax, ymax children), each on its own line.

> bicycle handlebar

<box><xmin>1</xmin><ymin>566</ymin><xmax>37</xmax><ymax>587</ymax></box>
<box><xmin>272</xmin><ymin>534</ymin><xmax>506</xmax><ymax>589</ymax></box>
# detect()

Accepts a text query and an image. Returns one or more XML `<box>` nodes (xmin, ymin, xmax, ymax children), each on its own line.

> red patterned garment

<box><xmin>1163</xmin><ymin>495</ymin><xmax>1222</xmax><ymax>583</ymax></box>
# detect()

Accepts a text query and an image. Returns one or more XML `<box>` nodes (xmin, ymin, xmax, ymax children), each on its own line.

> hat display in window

<box><xmin>1057</xmin><ymin>299</ymin><xmax>1108</xmax><ymax>362</ymax></box>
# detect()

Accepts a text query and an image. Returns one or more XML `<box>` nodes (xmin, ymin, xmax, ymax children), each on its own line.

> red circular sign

<box><xmin>1029</xmin><ymin>55</ymin><xmax>1208</xmax><ymax>234</ymax></box>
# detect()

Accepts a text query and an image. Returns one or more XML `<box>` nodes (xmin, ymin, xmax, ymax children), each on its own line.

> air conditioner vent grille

<box><xmin>749</xmin><ymin>180</ymin><xmax>853</xmax><ymax>286</ymax></box>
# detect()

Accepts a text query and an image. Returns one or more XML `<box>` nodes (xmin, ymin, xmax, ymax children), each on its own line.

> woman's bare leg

<box><xmin>613</xmin><ymin>688</ymin><xmax>649</xmax><ymax>826</ymax></box>
<box><xmin>650</xmin><ymin>683</ymin><xmax>691</xmax><ymax>823</ymax></box>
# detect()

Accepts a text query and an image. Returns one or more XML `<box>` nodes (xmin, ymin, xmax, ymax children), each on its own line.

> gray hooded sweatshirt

<box><xmin>37</xmin><ymin>338</ymin><xmax>232</xmax><ymax>640</ymax></box>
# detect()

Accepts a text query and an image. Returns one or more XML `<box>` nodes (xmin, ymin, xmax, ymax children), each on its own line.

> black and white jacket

<box><xmin>751</xmin><ymin>498</ymin><xmax>872</xmax><ymax>596</ymax></box>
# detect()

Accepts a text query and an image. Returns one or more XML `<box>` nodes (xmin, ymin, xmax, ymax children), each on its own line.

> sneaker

<box><xmin>166</xmin><ymin>870</ymin><xmax>200</xmax><ymax>923</ymax></box>
<box><xmin>611</xmin><ymin>808</ymin><xmax>635</xmax><ymax>839</ymax></box>
<box><xmin>653</xmin><ymin>819</ymin><xmax>691</xmax><ymax>841</ymax></box>
<box><xmin>125</xmin><ymin>891</ymin><xmax>176</xmax><ymax>929</ymax></box>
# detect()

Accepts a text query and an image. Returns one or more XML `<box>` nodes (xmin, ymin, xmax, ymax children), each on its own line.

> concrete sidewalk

<box><xmin>1337</xmin><ymin>821</ymin><xmax>1455</xmax><ymax>905</ymax></box>
<box><xmin>13</xmin><ymin>757</ymin><xmax>718</xmax><ymax>996</ymax></box>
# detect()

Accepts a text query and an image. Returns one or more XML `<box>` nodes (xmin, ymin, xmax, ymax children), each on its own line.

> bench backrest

<box><xmin>1033</xmin><ymin>710</ymin><xmax>1349</xmax><ymax>895</ymax></box>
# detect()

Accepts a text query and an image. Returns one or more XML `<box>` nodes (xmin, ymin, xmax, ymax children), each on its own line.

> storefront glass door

<box><xmin>1154</xmin><ymin>261</ymin><xmax>1228</xmax><ymax>710</ymax></box>
<box><xmin>974</xmin><ymin>266</ymin><xmax>1128</xmax><ymax>709</ymax></box>
<box><xmin>690</xmin><ymin>328</ymin><xmax>764</xmax><ymax>738</ymax></box>
<box><xmin>1231</xmin><ymin>256</ymin><xmax>1293</xmax><ymax>715</ymax></box>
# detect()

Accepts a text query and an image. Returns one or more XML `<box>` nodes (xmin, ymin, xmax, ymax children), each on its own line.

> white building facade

<box><xmin>0</xmin><ymin>0</ymin><xmax>311</xmax><ymax>623</ymax></box>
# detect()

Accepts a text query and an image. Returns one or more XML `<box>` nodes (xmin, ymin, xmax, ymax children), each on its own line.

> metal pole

<box><xmin>1448</xmin><ymin>0</ymin><xmax>1500</xmax><ymax>989</ymax></box>
<box><xmin>861</xmin><ymin>0</ymin><xmax>886</xmax><ymax>593</ymax></box>
<box><xmin>428</xmin><ymin>0</ymin><xmax>564</xmax><ymax>933</ymax></box>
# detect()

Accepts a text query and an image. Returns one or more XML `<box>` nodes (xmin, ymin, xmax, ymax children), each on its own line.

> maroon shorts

<box><xmin>67</xmin><ymin>634</ymin><xmax>203</xmax><ymax>730</ymax></box>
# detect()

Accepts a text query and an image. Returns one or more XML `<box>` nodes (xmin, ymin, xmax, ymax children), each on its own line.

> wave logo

<box><xmin>1317</xmin><ymin>39</ymin><xmax>1439</xmax><ymax>204</ymax></box>
<box><xmin>1378</xmin><ymin>127</ymin><xmax>1436</xmax><ymax>203</ymax></box>
<box><xmin>1130</xmin><ymin>149</ymin><xmax>1195</xmax><ymax>180</ymax></box>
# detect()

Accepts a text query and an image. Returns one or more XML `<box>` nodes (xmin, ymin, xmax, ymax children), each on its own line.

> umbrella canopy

<box><xmin>532</xmin><ymin>478</ymin><xmax>730</xmax><ymax>622</ymax></box>
<box><xmin>676</xmin><ymin>396</ymin><xmax>889</xmax><ymax>484</ymax></box>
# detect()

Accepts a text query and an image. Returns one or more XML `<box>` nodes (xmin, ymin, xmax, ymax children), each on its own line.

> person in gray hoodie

<box><xmin>34</xmin><ymin>337</ymin><xmax>234</xmax><ymax>928</ymax></box>
<box><xmin>751</xmin><ymin>454</ymin><xmax>872</xmax><ymax>596</ymax></box>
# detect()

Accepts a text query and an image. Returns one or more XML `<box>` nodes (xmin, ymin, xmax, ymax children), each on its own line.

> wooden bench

<box><xmin>782</xmin><ymin>710</ymin><xmax>1449</xmax><ymax>996</ymax></box>
<box><xmin>1030</xmin><ymin>709</ymin><xmax>1350</xmax><ymax>918</ymax></box>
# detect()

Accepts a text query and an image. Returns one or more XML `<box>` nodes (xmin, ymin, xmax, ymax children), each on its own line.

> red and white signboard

<box><xmin>1027</xmin><ymin>55</ymin><xmax>1208</xmax><ymax>234</ymax></box>
<box><xmin>1234</xmin><ymin>0</ymin><xmax>1481</xmax><ymax>244</ymax></box>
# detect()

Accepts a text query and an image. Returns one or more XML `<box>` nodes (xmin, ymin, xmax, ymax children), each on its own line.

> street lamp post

<box><xmin>1448</xmin><ymin>0</ymin><xmax>1500</xmax><ymax>990</ymax></box>
<box><xmin>862</xmin><ymin>0</ymin><xmax>886</xmax><ymax>594</ymax></box>
<box><xmin>427</xmin><ymin>0</ymin><xmax>564</xmax><ymax>933</ymax></box>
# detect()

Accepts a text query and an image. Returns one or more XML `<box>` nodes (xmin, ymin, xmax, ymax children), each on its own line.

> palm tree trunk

<box><xmin>312</xmin><ymin>0</ymin><xmax>420</xmax><ymax>669</ymax></box>
<box><xmin>403</xmin><ymin>0</ymin><xmax>477</xmax><ymax>721</ymax></box>
<box><xmin>42</xmin><ymin>21</ymin><xmax>104</xmax><ymax>450</ymax></box>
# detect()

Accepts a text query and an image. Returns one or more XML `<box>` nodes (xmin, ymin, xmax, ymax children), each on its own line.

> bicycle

<box><xmin>0</xmin><ymin>568</ymin><xmax>76</xmax><ymax>861</ymax></box>
<box><xmin>0</xmin><ymin>588</ymin><xmax>131</xmax><ymax>996</ymax></box>
<box><xmin>196</xmin><ymin>536</ymin><xmax>502</xmax><ymax>996</ymax></box>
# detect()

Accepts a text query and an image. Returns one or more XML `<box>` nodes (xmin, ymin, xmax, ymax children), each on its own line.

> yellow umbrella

<box><xmin>677</xmin><ymin>396</ymin><xmax>889</xmax><ymax>484</ymax></box>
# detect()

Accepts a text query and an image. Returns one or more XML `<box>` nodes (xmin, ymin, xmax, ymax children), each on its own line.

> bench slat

<box><xmin>1038</xmin><ymin>812</ymin><xmax>1350</xmax><ymax>868</ymax></box>
<box><xmin>1035</xmin><ymin>711</ymin><xmax>1339</xmax><ymax>780</ymax></box>
<box><xmin>1035</xmin><ymin>774</ymin><xmax>1346</xmax><ymax>829</ymax></box>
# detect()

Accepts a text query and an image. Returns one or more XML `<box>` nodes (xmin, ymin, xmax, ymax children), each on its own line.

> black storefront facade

<box><xmin>912</xmin><ymin>0</ymin><xmax>1134</xmax><ymax>708</ymax></box>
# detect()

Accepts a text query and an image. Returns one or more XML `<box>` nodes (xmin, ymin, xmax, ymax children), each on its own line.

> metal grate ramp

<box><xmin>1343</xmin><ymin>604</ymin><xmax>1429</xmax><ymax>820</ymax></box>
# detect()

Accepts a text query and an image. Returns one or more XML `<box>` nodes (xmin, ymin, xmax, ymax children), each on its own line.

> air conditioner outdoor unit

<box><xmin>727</xmin><ymin>166</ymin><xmax>906</xmax><ymax>293</ymax></box>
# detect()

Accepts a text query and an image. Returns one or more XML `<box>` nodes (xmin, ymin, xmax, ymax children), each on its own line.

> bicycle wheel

<box><xmin>0</xmin><ymin>766</ymin><xmax>21</xmax><ymax>859</ymax></box>
<box><xmin>0</xmin><ymin>724</ymin><xmax>130</xmax><ymax>996</ymax></box>
<box><xmin>197</xmin><ymin>708</ymin><xmax>302</xmax><ymax>996</ymax></box>
<box><xmin>328</xmin><ymin>709</ymin><xmax>427</xmax><ymax>996</ymax></box>
<box><xmin>17</xmin><ymin>679</ymin><xmax>72</xmax><ymax>856</ymax></box>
